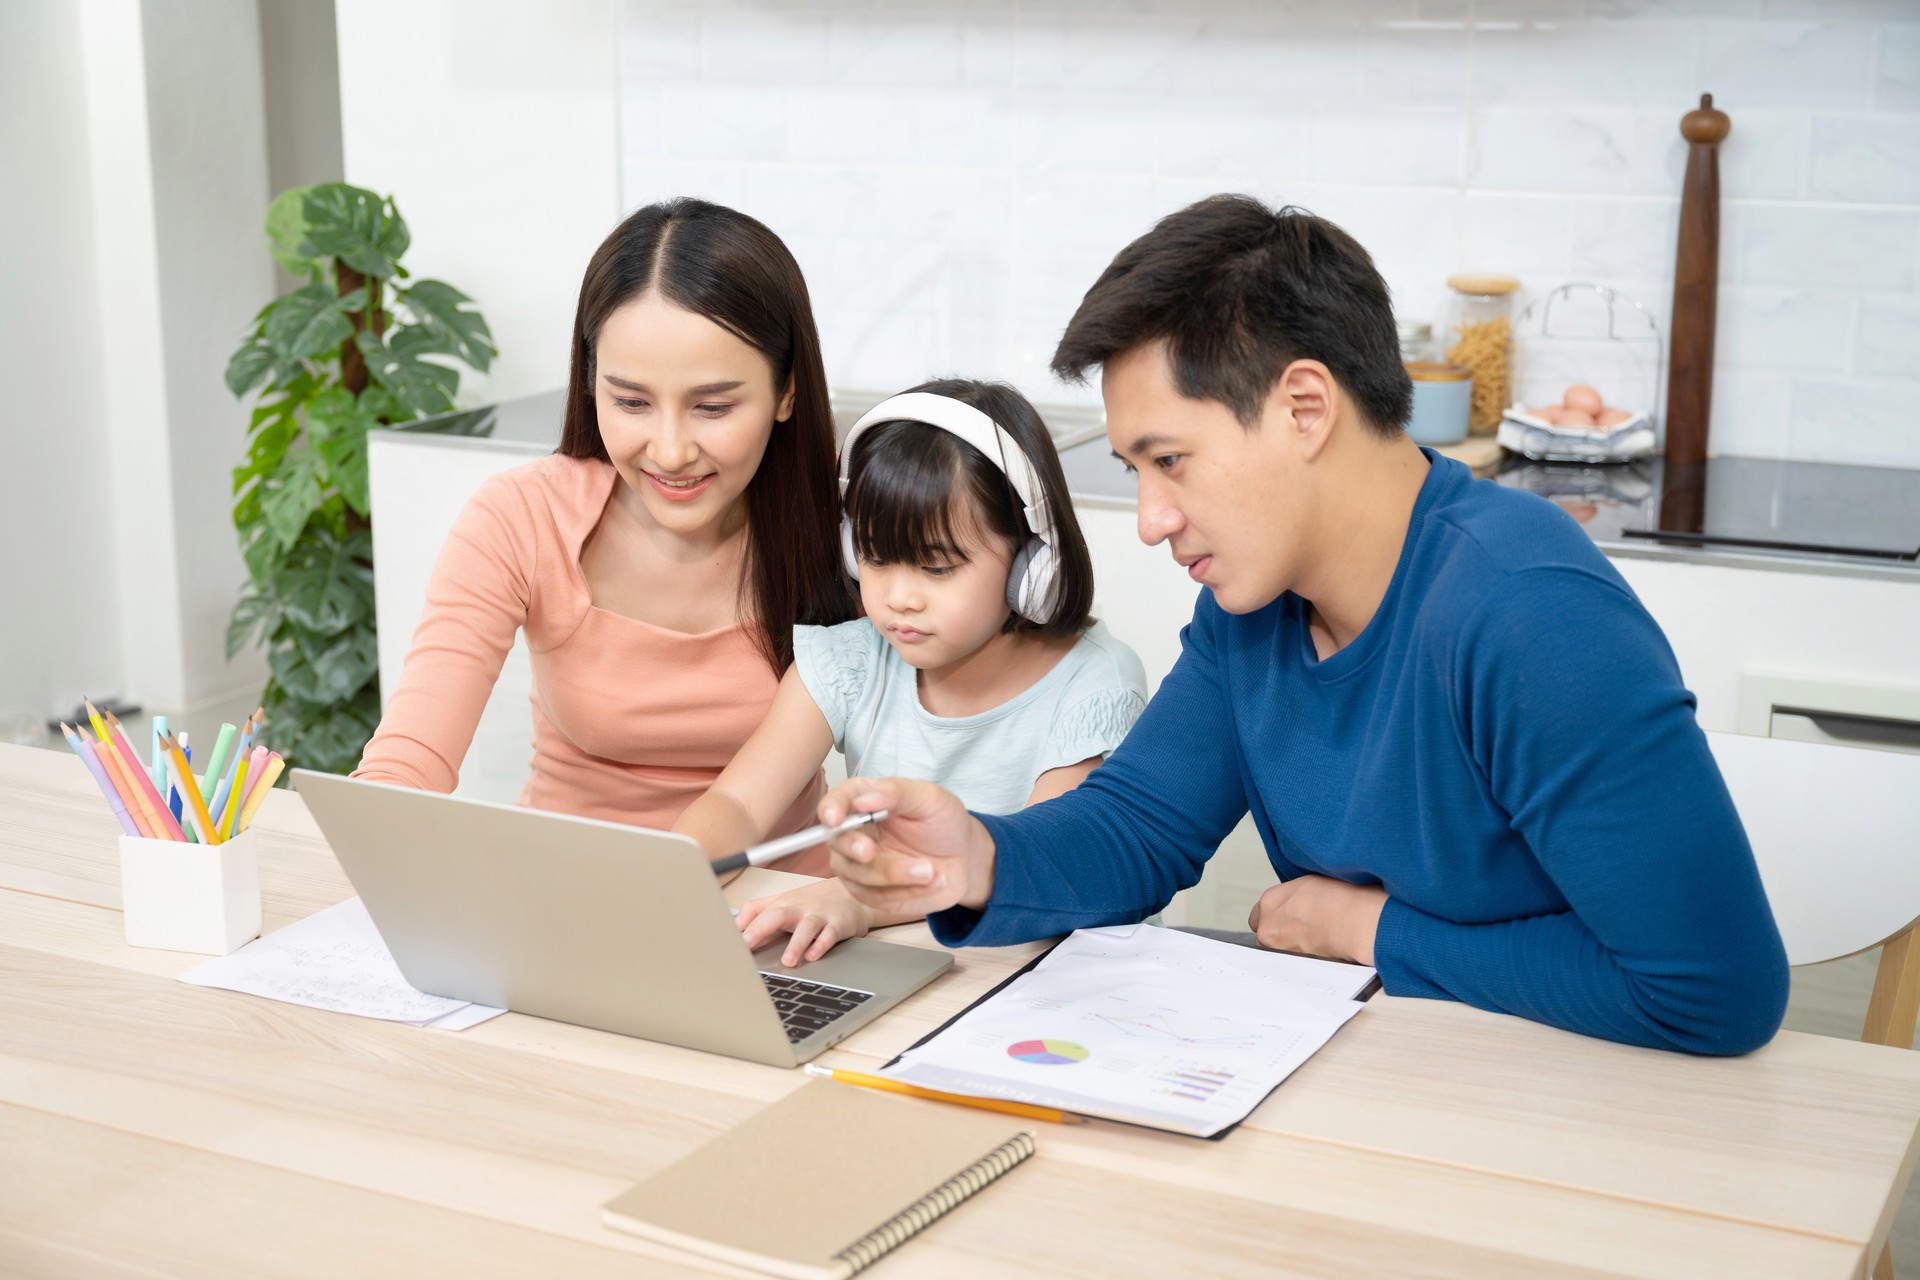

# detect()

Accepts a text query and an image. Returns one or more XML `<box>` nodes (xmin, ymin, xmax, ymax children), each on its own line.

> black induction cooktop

<box><xmin>1498</xmin><ymin>455</ymin><xmax>1920</xmax><ymax>565</ymax></box>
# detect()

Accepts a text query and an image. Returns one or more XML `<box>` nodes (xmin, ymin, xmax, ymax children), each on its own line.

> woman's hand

<box><xmin>737</xmin><ymin>877</ymin><xmax>876</xmax><ymax>966</ymax></box>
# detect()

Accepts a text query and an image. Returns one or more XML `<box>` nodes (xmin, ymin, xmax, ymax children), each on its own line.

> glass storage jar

<box><xmin>1443</xmin><ymin>273</ymin><xmax>1519</xmax><ymax>436</ymax></box>
<box><xmin>1396</xmin><ymin>319</ymin><xmax>1435</xmax><ymax>364</ymax></box>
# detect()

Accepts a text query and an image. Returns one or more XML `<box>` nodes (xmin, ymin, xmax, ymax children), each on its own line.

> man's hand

<box><xmin>821</xmin><ymin>777</ymin><xmax>996</xmax><ymax>918</ymax></box>
<box><xmin>1247</xmin><ymin>876</ymin><xmax>1388</xmax><ymax>965</ymax></box>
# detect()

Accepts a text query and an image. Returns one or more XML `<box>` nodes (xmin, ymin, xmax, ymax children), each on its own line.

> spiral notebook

<box><xmin>601</xmin><ymin>1081</ymin><xmax>1035</xmax><ymax>1279</ymax></box>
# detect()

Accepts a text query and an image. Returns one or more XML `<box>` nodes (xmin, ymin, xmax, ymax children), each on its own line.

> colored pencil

<box><xmin>61</xmin><ymin>723</ymin><xmax>141</xmax><ymax>837</ymax></box>
<box><xmin>219</xmin><ymin>754</ymin><xmax>250</xmax><ymax>839</ymax></box>
<box><xmin>801</xmin><ymin>1064</ymin><xmax>1085</xmax><ymax>1124</ymax></box>
<box><xmin>160</xmin><ymin>730</ymin><xmax>222</xmax><ymax>845</ymax></box>
<box><xmin>95</xmin><ymin>733</ymin><xmax>159</xmax><ymax>838</ymax></box>
<box><xmin>84</xmin><ymin>697</ymin><xmax>111</xmax><ymax>744</ymax></box>
<box><xmin>235</xmin><ymin>744</ymin><xmax>271</xmax><ymax>812</ymax></box>
<box><xmin>104</xmin><ymin>711</ymin><xmax>188</xmax><ymax>841</ymax></box>
<box><xmin>234</xmin><ymin>754</ymin><xmax>283</xmax><ymax>835</ymax></box>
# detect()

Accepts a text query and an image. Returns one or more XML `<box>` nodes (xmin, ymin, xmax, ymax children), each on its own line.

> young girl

<box><xmin>674</xmin><ymin>378</ymin><xmax>1148</xmax><ymax>964</ymax></box>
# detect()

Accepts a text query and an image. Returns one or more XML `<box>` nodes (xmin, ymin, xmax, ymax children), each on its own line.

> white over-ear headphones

<box><xmin>838</xmin><ymin>391</ymin><xmax>1060</xmax><ymax>624</ymax></box>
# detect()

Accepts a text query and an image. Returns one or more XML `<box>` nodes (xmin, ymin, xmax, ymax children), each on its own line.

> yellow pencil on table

<box><xmin>159</xmin><ymin>730</ymin><xmax>222</xmax><ymax>845</ymax></box>
<box><xmin>803</xmin><ymin>1064</ymin><xmax>1085</xmax><ymax>1125</ymax></box>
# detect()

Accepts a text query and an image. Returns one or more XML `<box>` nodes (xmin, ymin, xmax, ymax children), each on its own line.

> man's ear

<box><xmin>1274</xmin><ymin>360</ymin><xmax>1337</xmax><ymax>460</ymax></box>
<box><xmin>775</xmin><ymin>372</ymin><xmax>797</xmax><ymax>424</ymax></box>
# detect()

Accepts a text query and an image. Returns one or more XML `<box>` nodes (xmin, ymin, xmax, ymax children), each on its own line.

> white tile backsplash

<box><xmin>1808</xmin><ymin>115</ymin><xmax>1920</xmax><ymax>204</ymax></box>
<box><xmin>620</xmin><ymin>0</ymin><xmax>1920</xmax><ymax>469</ymax></box>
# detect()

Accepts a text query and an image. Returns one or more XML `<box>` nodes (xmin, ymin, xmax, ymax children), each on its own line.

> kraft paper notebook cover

<box><xmin>601</xmin><ymin>1080</ymin><xmax>1036</xmax><ymax>1279</ymax></box>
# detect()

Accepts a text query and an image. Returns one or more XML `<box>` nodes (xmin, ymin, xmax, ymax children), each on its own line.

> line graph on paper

<box><xmin>1091</xmin><ymin>1008</ymin><xmax>1261</xmax><ymax>1049</ymax></box>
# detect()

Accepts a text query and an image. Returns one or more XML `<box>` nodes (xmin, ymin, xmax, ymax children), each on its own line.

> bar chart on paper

<box><xmin>884</xmin><ymin>926</ymin><xmax>1372</xmax><ymax>1137</ymax></box>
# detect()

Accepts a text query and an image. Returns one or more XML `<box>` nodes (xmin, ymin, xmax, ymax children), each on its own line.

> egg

<box><xmin>1533</xmin><ymin>406</ymin><xmax>1564</xmax><ymax>426</ymax></box>
<box><xmin>1563</xmin><ymin>385</ymin><xmax>1603</xmax><ymax>415</ymax></box>
<box><xmin>1557</xmin><ymin>408</ymin><xmax>1597</xmax><ymax>429</ymax></box>
<box><xmin>1595</xmin><ymin>407</ymin><xmax>1632</xmax><ymax>427</ymax></box>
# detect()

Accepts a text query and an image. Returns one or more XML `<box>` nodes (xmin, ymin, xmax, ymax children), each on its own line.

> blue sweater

<box><xmin>934</xmin><ymin>453</ymin><xmax>1790</xmax><ymax>1056</ymax></box>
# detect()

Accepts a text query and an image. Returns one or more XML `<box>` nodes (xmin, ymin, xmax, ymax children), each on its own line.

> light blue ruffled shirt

<box><xmin>792</xmin><ymin>619</ymin><xmax>1148</xmax><ymax>815</ymax></box>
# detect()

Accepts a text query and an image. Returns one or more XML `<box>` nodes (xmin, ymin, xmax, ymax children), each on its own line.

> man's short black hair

<box><xmin>1052</xmin><ymin>194</ymin><xmax>1412</xmax><ymax>437</ymax></box>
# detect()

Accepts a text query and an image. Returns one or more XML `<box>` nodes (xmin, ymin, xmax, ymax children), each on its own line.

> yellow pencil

<box><xmin>803</xmin><ymin>1064</ymin><xmax>1084</xmax><ymax>1125</ymax></box>
<box><xmin>84</xmin><ymin>697</ymin><xmax>111</xmax><ymax>743</ymax></box>
<box><xmin>234</xmin><ymin>754</ymin><xmax>283</xmax><ymax>835</ymax></box>
<box><xmin>219</xmin><ymin>754</ymin><xmax>251</xmax><ymax>839</ymax></box>
<box><xmin>160</xmin><ymin>731</ymin><xmax>222</xmax><ymax>845</ymax></box>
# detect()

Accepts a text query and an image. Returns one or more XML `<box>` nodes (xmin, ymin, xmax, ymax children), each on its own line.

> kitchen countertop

<box><xmin>381</xmin><ymin>392</ymin><xmax>1920</xmax><ymax>583</ymax></box>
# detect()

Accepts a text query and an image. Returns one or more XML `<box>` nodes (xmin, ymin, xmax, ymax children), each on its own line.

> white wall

<box><xmin>138</xmin><ymin>0</ymin><xmax>279</xmax><ymax>711</ymax></box>
<box><xmin>617</xmin><ymin>0</ymin><xmax>1920</xmax><ymax>470</ymax></box>
<box><xmin>0</xmin><ymin>1</ymin><xmax>122</xmax><ymax>720</ymax></box>
<box><xmin>0</xmin><ymin>0</ymin><xmax>276</xmax><ymax>722</ymax></box>
<box><xmin>335</xmin><ymin>0</ymin><xmax>622</xmax><ymax>405</ymax></box>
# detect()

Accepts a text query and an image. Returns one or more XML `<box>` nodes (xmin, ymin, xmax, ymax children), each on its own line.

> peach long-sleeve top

<box><xmin>355</xmin><ymin>453</ymin><xmax>827</xmax><ymax>873</ymax></box>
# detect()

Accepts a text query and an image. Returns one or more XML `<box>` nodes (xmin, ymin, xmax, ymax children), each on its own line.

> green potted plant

<box><xmin>224</xmin><ymin>183</ymin><xmax>496</xmax><ymax>774</ymax></box>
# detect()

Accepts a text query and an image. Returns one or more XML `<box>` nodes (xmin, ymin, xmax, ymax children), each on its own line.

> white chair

<box><xmin>1708</xmin><ymin>730</ymin><xmax>1920</xmax><ymax>1280</ymax></box>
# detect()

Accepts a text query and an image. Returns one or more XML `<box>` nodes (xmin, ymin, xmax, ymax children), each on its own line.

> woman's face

<box><xmin>592</xmin><ymin>292</ymin><xmax>792</xmax><ymax>540</ymax></box>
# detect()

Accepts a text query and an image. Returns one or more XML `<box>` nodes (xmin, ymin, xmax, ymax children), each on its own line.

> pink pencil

<box><xmin>235</xmin><ymin>743</ymin><xmax>272</xmax><ymax>812</ymax></box>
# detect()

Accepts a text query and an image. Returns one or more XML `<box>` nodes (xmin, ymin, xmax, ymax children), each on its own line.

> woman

<box><xmin>355</xmin><ymin>199</ymin><xmax>856</xmax><ymax>870</ymax></box>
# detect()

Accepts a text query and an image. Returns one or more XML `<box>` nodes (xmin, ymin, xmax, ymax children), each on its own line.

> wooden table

<box><xmin>4</xmin><ymin>742</ymin><xmax>1917</xmax><ymax>1279</ymax></box>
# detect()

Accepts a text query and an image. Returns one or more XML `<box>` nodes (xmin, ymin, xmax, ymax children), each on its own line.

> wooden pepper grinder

<box><xmin>1665</xmin><ymin>93</ymin><xmax>1731</xmax><ymax>468</ymax></box>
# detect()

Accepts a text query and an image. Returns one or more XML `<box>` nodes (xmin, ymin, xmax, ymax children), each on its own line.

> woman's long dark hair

<box><xmin>557</xmin><ymin>198</ymin><xmax>855</xmax><ymax>673</ymax></box>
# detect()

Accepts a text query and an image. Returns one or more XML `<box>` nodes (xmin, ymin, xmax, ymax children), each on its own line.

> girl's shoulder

<box><xmin>1053</xmin><ymin>620</ymin><xmax>1150</xmax><ymax>700</ymax></box>
<box><xmin>793</xmin><ymin>618</ymin><xmax>888</xmax><ymax>689</ymax></box>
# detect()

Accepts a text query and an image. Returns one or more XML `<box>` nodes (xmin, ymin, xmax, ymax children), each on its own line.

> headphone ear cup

<box><xmin>1006</xmin><ymin>538</ymin><xmax>1055</xmax><ymax>622</ymax></box>
<box><xmin>840</xmin><ymin>519</ymin><xmax>861</xmax><ymax>581</ymax></box>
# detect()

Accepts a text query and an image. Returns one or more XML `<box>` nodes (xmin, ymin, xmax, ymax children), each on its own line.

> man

<box><xmin>822</xmin><ymin>194</ymin><xmax>1788</xmax><ymax>1055</ymax></box>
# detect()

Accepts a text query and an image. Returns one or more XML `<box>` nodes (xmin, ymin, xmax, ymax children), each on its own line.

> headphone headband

<box><xmin>840</xmin><ymin>392</ymin><xmax>1053</xmax><ymax>545</ymax></box>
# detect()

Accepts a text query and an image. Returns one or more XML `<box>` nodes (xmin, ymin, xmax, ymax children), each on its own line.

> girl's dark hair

<box><xmin>557</xmin><ymin>198</ymin><xmax>855</xmax><ymax>673</ymax></box>
<box><xmin>845</xmin><ymin>378</ymin><xmax>1094</xmax><ymax>640</ymax></box>
<box><xmin>1052</xmin><ymin>194</ymin><xmax>1412</xmax><ymax>436</ymax></box>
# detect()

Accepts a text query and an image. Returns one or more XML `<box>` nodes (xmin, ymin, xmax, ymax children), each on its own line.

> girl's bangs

<box><xmin>846</xmin><ymin>426</ymin><xmax>974</xmax><ymax>567</ymax></box>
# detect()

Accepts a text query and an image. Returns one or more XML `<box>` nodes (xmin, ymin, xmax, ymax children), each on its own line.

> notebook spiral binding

<box><xmin>833</xmin><ymin>1131</ymin><xmax>1037</xmax><ymax>1274</ymax></box>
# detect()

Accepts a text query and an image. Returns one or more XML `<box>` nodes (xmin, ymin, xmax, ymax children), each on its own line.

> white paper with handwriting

<box><xmin>179</xmin><ymin>896</ymin><xmax>506</xmax><ymax>1030</ymax></box>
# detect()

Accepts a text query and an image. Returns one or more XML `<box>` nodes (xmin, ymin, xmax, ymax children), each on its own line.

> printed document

<box><xmin>883</xmin><ymin>924</ymin><xmax>1372</xmax><ymax>1137</ymax></box>
<box><xmin>179</xmin><ymin>896</ymin><xmax>506</xmax><ymax>1030</ymax></box>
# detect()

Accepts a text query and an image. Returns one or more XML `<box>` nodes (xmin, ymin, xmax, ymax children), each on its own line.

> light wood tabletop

<box><xmin>3</xmin><ymin>742</ymin><xmax>1916</xmax><ymax>1279</ymax></box>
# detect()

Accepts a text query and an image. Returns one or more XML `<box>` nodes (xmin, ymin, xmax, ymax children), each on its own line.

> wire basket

<box><xmin>1499</xmin><ymin>282</ymin><xmax>1662</xmax><ymax>463</ymax></box>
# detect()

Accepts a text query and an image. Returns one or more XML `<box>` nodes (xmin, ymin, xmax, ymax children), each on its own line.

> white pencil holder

<box><xmin>119</xmin><ymin>828</ymin><xmax>262</xmax><ymax>955</ymax></box>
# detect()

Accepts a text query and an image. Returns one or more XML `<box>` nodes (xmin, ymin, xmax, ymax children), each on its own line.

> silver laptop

<box><xmin>292</xmin><ymin>770</ymin><xmax>952</xmax><ymax>1067</ymax></box>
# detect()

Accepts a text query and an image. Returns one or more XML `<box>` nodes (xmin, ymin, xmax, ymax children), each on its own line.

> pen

<box><xmin>804</xmin><ymin>1064</ymin><xmax>1084</xmax><ymax>1125</ymax></box>
<box><xmin>708</xmin><ymin>810</ymin><xmax>889</xmax><ymax>877</ymax></box>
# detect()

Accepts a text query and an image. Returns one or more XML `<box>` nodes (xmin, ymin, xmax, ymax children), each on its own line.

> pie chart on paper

<box><xmin>1007</xmin><ymin>1038</ymin><xmax>1089</xmax><ymax>1065</ymax></box>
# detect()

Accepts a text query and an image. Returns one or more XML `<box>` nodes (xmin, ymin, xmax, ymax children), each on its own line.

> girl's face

<box><xmin>592</xmin><ymin>292</ymin><xmax>793</xmax><ymax>540</ymax></box>
<box><xmin>858</xmin><ymin>502</ymin><xmax>1017</xmax><ymax>677</ymax></box>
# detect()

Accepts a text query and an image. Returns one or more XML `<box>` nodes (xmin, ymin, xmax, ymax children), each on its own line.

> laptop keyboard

<box><xmin>760</xmin><ymin>972</ymin><xmax>876</xmax><ymax>1043</ymax></box>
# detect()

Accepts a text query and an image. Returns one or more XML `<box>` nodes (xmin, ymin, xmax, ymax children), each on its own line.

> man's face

<box><xmin>1103</xmin><ymin>342</ymin><xmax>1304</xmax><ymax>615</ymax></box>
